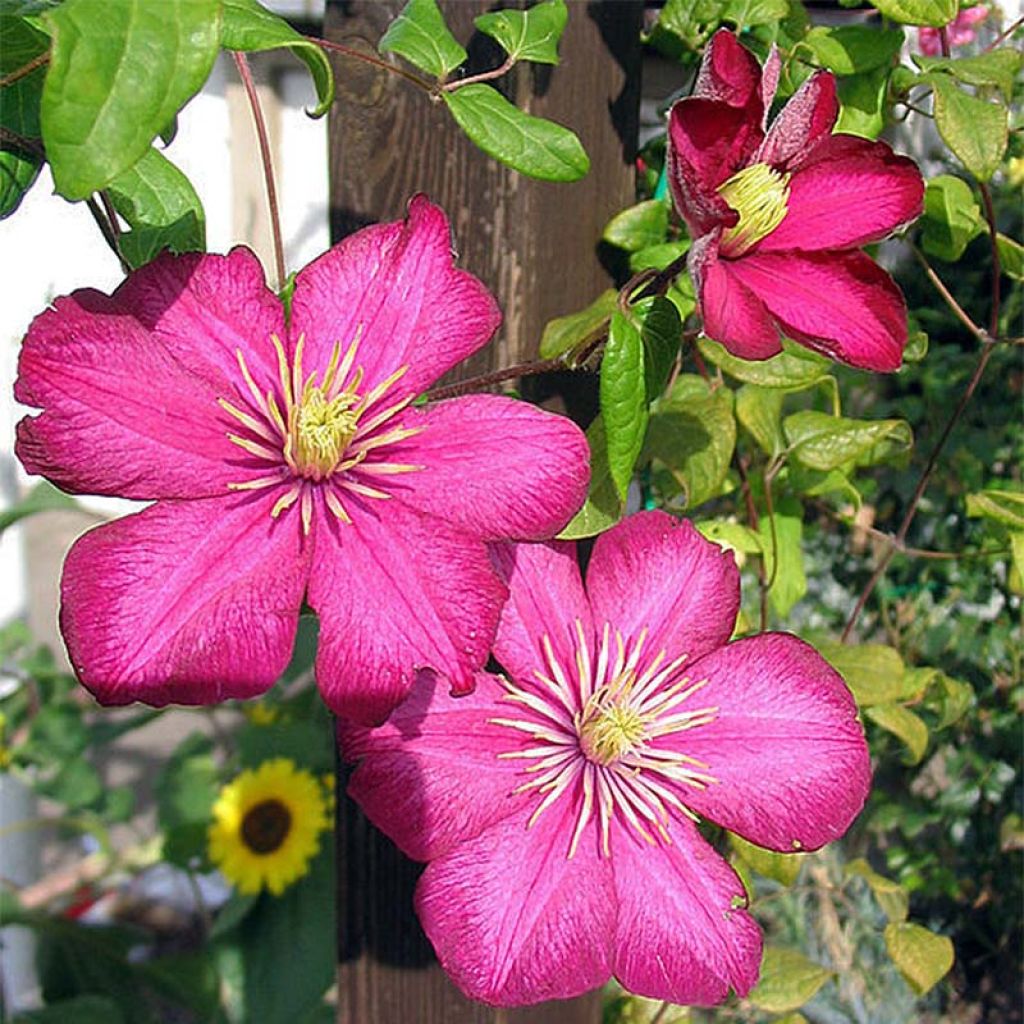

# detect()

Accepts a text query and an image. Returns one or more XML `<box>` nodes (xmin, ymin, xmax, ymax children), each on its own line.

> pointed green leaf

<box><xmin>603</xmin><ymin>199</ymin><xmax>668</xmax><ymax>252</ymax></box>
<box><xmin>997</xmin><ymin>234</ymin><xmax>1024</xmax><ymax>282</ymax></box>
<box><xmin>378</xmin><ymin>0</ymin><xmax>465</xmax><ymax>78</ymax></box>
<box><xmin>601</xmin><ymin>311</ymin><xmax>648</xmax><ymax>501</ymax></box>
<box><xmin>637</xmin><ymin>296</ymin><xmax>682</xmax><ymax>402</ymax></box>
<box><xmin>442</xmin><ymin>84</ymin><xmax>589</xmax><ymax>182</ymax></box>
<box><xmin>836</xmin><ymin>64</ymin><xmax>890</xmax><ymax>139</ymax></box>
<box><xmin>558</xmin><ymin>415</ymin><xmax>623</xmax><ymax>539</ymax></box>
<box><xmin>784</xmin><ymin>410</ymin><xmax>912</xmax><ymax>471</ymax></box>
<box><xmin>915</xmin><ymin>47</ymin><xmax>1023</xmax><ymax>103</ymax></box>
<box><xmin>884</xmin><ymin>922</ymin><xmax>954</xmax><ymax>995</ymax></box>
<box><xmin>749</xmin><ymin>946</ymin><xmax>833</xmax><ymax>1013</ymax></box>
<box><xmin>698</xmin><ymin>337</ymin><xmax>832</xmax><ymax>391</ymax></box>
<box><xmin>847</xmin><ymin>858</ymin><xmax>909</xmax><ymax>921</ymax></box>
<box><xmin>731</xmin><ymin>833</ymin><xmax>804</xmax><ymax>885</ymax></box>
<box><xmin>474</xmin><ymin>0</ymin><xmax>567</xmax><ymax>66</ymax></box>
<box><xmin>866</xmin><ymin>702</ymin><xmax>929</xmax><ymax>763</ymax></box>
<box><xmin>789</xmin><ymin>466</ymin><xmax>862</xmax><ymax>509</ymax></box>
<box><xmin>965</xmin><ymin>488</ymin><xmax>1024</xmax><ymax>529</ymax></box>
<box><xmin>758</xmin><ymin>496</ymin><xmax>805</xmax><ymax>617</ymax></box>
<box><xmin>867</xmin><ymin>0</ymin><xmax>956</xmax><ymax>27</ymax></box>
<box><xmin>818</xmin><ymin>642</ymin><xmax>906</xmax><ymax>707</ymax></box>
<box><xmin>628</xmin><ymin>239</ymin><xmax>690</xmax><ymax>273</ymax></box>
<box><xmin>721</xmin><ymin>0</ymin><xmax>788</xmax><ymax>30</ymax></box>
<box><xmin>921</xmin><ymin>174</ymin><xmax>982</xmax><ymax>262</ymax></box>
<box><xmin>538</xmin><ymin>289</ymin><xmax>615</xmax><ymax>360</ymax></box>
<box><xmin>41</xmin><ymin>0</ymin><xmax>221</xmax><ymax>199</ymax></box>
<box><xmin>736</xmin><ymin>385</ymin><xmax>784</xmax><ymax>456</ymax></box>
<box><xmin>221</xmin><ymin>0</ymin><xmax>334</xmax><ymax>116</ymax></box>
<box><xmin>930</xmin><ymin>75</ymin><xmax>1008</xmax><ymax>181</ymax></box>
<box><xmin>803</xmin><ymin>25</ymin><xmax>904</xmax><ymax>76</ymax></box>
<box><xmin>697</xmin><ymin>519</ymin><xmax>762</xmax><ymax>557</ymax></box>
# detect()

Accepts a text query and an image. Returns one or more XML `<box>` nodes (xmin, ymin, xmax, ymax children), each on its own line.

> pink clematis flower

<box><xmin>667</xmin><ymin>30</ymin><xmax>924</xmax><ymax>372</ymax></box>
<box><xmin>15</xmin><ymin>196</ymin><xmax>589</xmax><ymax>724</ymax></box>
<box><xmin>919</xmin><ymin>6</ymin><xmax>988</xmax><ymax>56</ymax></box>
<box><xmin>341</xmin><ymin>511</ymin><xmax>871</xmax><ymax>1005</ymax></box>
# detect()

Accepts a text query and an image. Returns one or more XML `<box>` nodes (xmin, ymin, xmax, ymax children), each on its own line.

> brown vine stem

<box><xmin>984</xmin><ymin>14</ymin><xmax>1024</xmax><ymax>52</ymax></box>
<box><xmin>233</xmin><ymin>52</ymin><xmax>286</xmax><ymax>289</ymax></box>
<box><xmin>85</xmin><ymin>197</ymin><xmax>130</xmax><ymax>275</ymax></box>
<box><xmin>442</xmin><ymin>56</ymin><xmax>516</xmax><ymax>92</ymax></box>
<box><xmin>908</xmin><ymin>243</ymin><xmax>986</xmax><ymax>342</ymax></box>
<box><xmin>978</xmin><ymin>182</ymin><xmax>1002</xmax><ymax>338</ymax></box>
<box><xmin>0</xmin><ymin>50</ymin><xmax>49</xmax><ymax>89</ymax></box>
<box><xmin>424</xmin><ymin>356</ymin><xmax>569</xmax><ymax>402</ymax></box>
<box><xmin>309</xmin><ymin>36</ymin><xmax>434</xmax><ymax>93</ymax></box>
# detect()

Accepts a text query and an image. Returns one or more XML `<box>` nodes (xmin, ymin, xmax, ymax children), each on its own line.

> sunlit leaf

<box><xmin>784</xmin><ymin>410</ymin><xmax>912</xmax><ymax>471</ymax></box>
<box><xmin>699</xmin><ymin>337</ymin><xmax>832</xmax><ymax>392</ymax></box>
<box><xmin>929</xmin><ymin>74</ymin><xmax>1008</xmax><ymax>181</ymax></box>
<box><xmin>818</xmin><ymin>642</ymin><xmax>906</xmax><ymax>707</ymax></box>
<box><xmin>731</xmin><ymin>832</ymin><xmax>804</xmax><ymax>885</ymax></box>
<box><xmin>803</xmin><ymin>25</ymin><xmax>904</xmax><ymax>75</ymax></box>
<box><xmin>867</xmin><ymin>0</ymin><xmax>956</xmax><ymax>27</ymax></box>
<box><xmin>758</xmin><ymin>496</ymin><xmax>805</xmax><ymax>617</ymax></box>
<box><xmin>559</xmin><ymin>415</ymin><xmax>623</xmax><ymax>539</ymax></box>
<box><xmin>601</xmin><ymin>311</ymin><xmax>648</xmax><ymax>501</ymax></box>
<box><xmin>749</xmin><ymin>946</ymin><xmax>832</xmax><ymax>1013</ymax></box>
<box><xmin>603</xmin><ymin>199</ymin><xmax>668</xmax><ymax>252</ymax></box>
<box><xmin>966</xmin><ymin>488</ymin><xmax>1024</xmax><ymax>529</ymax></box>
<box><xmin>921</xmin><ymin>174</ymin><xmax>982</xmax><ymax>262</ymax></box>
<box><xmin>538</xmin><ymin>289</ymin><xmax>616</xmax><ymax>361</ymax></box>
<box><xmin>378</xmin><ymin>0</ymin><xmax>465</xmax><ymax>78</ymax></box>
<box><xmin>474</xmin><ymin>0</ymin><xmax>567</xmax><ymax>66</ymax></box>
<box><xmin>847</xmin><ymin>857</ymin><xmax>909</xmax><ymax>921</ymax></box>
<box><xmin>884</xmin><ymin>922</ymin><xmax>954</xmax><ymax>995</ymax></box>
<box><xmin>736</xmin><ymin>384</ymin><xmax>784</xmax><ymax>456</ymax></box>
<box><xmin>866</xmin><ymin>702</ymin><xmax>929</xmax><ymax>764</ymax></box>
<box><xmin>914</xmin><ymin>47</ymin><xmax>1022</xmax><ymax>103</ymax></box>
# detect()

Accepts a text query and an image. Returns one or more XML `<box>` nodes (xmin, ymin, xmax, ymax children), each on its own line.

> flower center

<box><xmin>241</xmin><ymin>798</ymin><xmax>292</xmax><ymax>855</ymax></box>
<box><xmin>294</xmin><ymin>387</ymin><xmax>359</xmax><ymax>480</ymax></box>
<box><xmin>579</xmin><ymin>684</ymin><xmax>646</xmax><ymax>766</ymax></box>
<box><xmin>718</xmin><ymin>162</ymin><xmax>791</xmax><ymax>257</ymax></box>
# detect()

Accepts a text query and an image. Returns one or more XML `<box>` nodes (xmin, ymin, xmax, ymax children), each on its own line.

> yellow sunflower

<box><xmin>208</xmin><ymin>758</ymin><xmax>329</xmax><ymax>896</ymax></box>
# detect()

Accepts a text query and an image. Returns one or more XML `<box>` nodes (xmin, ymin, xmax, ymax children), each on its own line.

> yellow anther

<box><xmin>579</xmin><ymin>700</ymin><xmax>646</xmax><ymax>766</ymax></box>
<box><xmin>294</xmin><ymin>388</ymin><xmax>359</xmax><ymax>480</ymax></box>
<box><xmin>718</xmin><ymin>162</ymin><xmax>791</xmax><ymax>257</ymax></box>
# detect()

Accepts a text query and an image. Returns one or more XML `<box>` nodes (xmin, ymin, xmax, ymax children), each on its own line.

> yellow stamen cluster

<box><xmin>718</xmin><ymin>162</ymin><xmax>791</xmax><ymax>257</ymax></box>
<box><xmin>578</xmin><ymin>680</ymin><xmax>647</xmax><ymax>766</ymax></box>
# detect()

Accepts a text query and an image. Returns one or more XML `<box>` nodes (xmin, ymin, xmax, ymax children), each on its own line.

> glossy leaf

<box><xmin>638</xmin><ymin>296</ymin><xmax>682</xmax><ymax>402</ymax></box>
<box><xmin>474</xmin><ymin>0</ymin><xmax>567</xmax><ymax>66</ymax></box>
<box><xmin>758</xmin><ymin>496</ymin><xmax>805</xmax><ymax>617</ymax></box>
<box><xmin>997</xmin><ymin>234</ymin><xmax>1024</xmax><ymax>282</ymax></box>
<box><xmin>699</xmin><ymin>337</ymin><xmax>832</xmax><ymax>392</ymax></box>
<box><xmin>867</xmin><ymin>0</ymin><xmax>956</xmax><ymax>27</ymax></box>
<box><xmin>749</xmin><ymin>946</ymin><xmax>832</xmax><ymax>1013</ymax></box>
<box><xmin>601</xmin><ymin>311</ymin><xmax>648</xmax><ymax>501</ymax></box>
<box><xmin>836</xmin><ymin>64</ymin><xmax>889</xmax><ymax>139</ymax></box>
<box><xmin>847</xmin><ymin>858</ymin><xmax>909</xmax><ymax>921</ymax></box>
<box><xmin>818</xmin><ymin>642</ymin><xmax>906</xmax><ymax>707</ymax></box>
<box><xmin>443</xmin><ymin>84</ymin><xmax>589</xmax><ymax>182</ymax></box>
<box><xmin>538</xmin><ymin>289</ymin><xmax>616</xmax><ymax>360</ymax></box>
<box><xmin>803</xmin><ymin>25</ymin><xmax>904</xmax><ymax>76</ymax></box>
<box><xmin>558</xmin><ymin>415</ymin><xmax>623</xmax><ymax>540</ymax></box>
<box><xmin>914</xmin><ymin>48</ymin><xmax>1022</xmax><ymax>103</ymax></box>
<box><xmin>0</xmin><ymin>13</ymin><xmax>47</xmax><ymax>217</ymax></box>
<box><xmin>697</xmin><ymin>519</ymin><xmax>763</xmax><ymax>556</ymax></box>
<box><xmin>784</xmin><ymin>410</ymin><xmax>912</xmax><ymax>471</ymax></box>
<box><xmin>866</xmin><ymin>703</ymin><xmax>929</xmax><ymax>764</ymax></box>
<box><xmin>41</xmin><ymin>0</ymin><xmax>221</xmax><ymax>199</ymax></box>
<box><xmin>736</xmin><ymin>384</ymin><xmax>784</xmax><ymax>456</ymax></box>
<box><xmin>884</xmin><ymin>922</ymin><xmax>954</xmax><ymax>995</ymax></box>
<box><xmin>921</xmin><ymin>174</ymin><xmax>982</xmax><ymax>262</ymax></box>
<box><xmin>789</xmin><ymin>466</ymin><xmax>862</xmax><ymax>509</ymax></box>
<box><xmin>603</xmin><ymin>199</ymin><xmax>668</xmax><ymax>252</ymax></box>
<box><xmin>378</xmin><ymin>0</ymin><xmax>465</xmax><ymax>78</ymax></box>
<box><xmin>731</xmin><ymin>832</ymin><xmax>803</xmax><ymax>885</ymax></box>
<box><xmin>628</xmin><ymin>239</ymin><xmax>690</xmax><ymax>273</ymax></box>
<box><xmin>721</xmin><ymin>0</ymin><xmax>788</xmax><ymax>29</ymax></box>
<box><xmin>930</xmin><ymin>75</ymin><xmax>1008</xmax><ymax>182</ymax></box>
<box><xmin>965</xmin><ymin>488</ymin><xmax>1024</xmax><ymax>529</ymax></box>
<box><xmin>221</xmin><ymin>0</ymin><xmax>334</xmax><ymax>116</ymax></box>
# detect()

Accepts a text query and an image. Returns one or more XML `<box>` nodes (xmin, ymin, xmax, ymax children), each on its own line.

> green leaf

<box><xmin>789</xmin><ymin>465</ymin><xmax>862</xmax><ymax>510</ymax></box>
<box><xmin>107</xmin><ymin>147</ymin><xmax>205</xmax><ymax>268</ymax></box>
<box><xmin>14</xmin><ymin>996</ymin><xmax>125</xmax><ymax>1024</ymax></box>
<box><xmin>846</xmin><ymin>858</ymin><xmax>909</xmax><ymax>921</ymax></box>
<box><xmin>0</xmin><ymin>480</ymin><xmax>77</xmax><ymax>534</ymax></box>
<box><xmin>784</xmin><ymin>410</ymin><xmax>912</xmax><ymax>471</ymax></box>
<box><xmin>997</xmin><ymin>234</ymin><xmax>1024</xmax><ymax>281</ymax></box>
<box><xmin>758</xmin><ymin>496</ymin><xmax>805</xmax><ymax>617</ymax></box>
<box><xmin>698</xmin><ymin>337</ymin><xmax>832</xmax><ymax>392</ymax></box>
<box><xmin>696</xmin><ymin>519</ymin><xmax>762</xmax><ymax>556</ymax></box>
<box><xmin>749</xmin><ymin>946</ymin><xmax>832</xmax><ymax>1013</ymax></box>
<box><xmin>538</xmin><ymin>289</ymin><xmax>615</xmax><ymax>360</ymax></box>
<box><xmin>920</xmin><ymin>174</ymin><xmax>982</xmax><ymax>262</ymax></box>
<box><xmin>867</xmin><ymin>0</ymin><xmax>956</xmax><ymax>27</ymax></box>
<box><xmin>0</xmin><ymin>13</ymin><xmax>47</xmax><ymax>217</ymax></box>
<box><xmin>803</xmin><ymin>25</ymin><xmax>904</xmax><ymax>76</ymax></box>
<box><xmin>601</xmin><ymin>312</ymin><xmax>647</xmax><ymax>501</ymax></box>
<box><xmin>41</xmin><ymin>0</ymin><xmax>222</xmax><ymax>199</ymax></box>
<box><xmin>731</xmin><ymin>833</ymin><xmax>804</xmax><ymax>885</ymax></box>
<box><xmin>929</xmin><ymin>75</ymin><xmax>1008</xmax><ymax>182</ymax></box>
<box><xmin>236</xmin><ymin>719</ymin><xmax>333</xmax><ymax>774</ymax></box>
<box><xmin>602</xmin><ymin>200</ymin><xmax>668</xmax><ymax>252</ymax></box>
<box><xmin>474</xmin><ymin>0</ymin><xmax>567</xmax><ymax>66</ymax></box>
<box><xmin>24</xmin><ymin>703</ymin><xmax>88</xmax><ymax>760</ymax></box>
<box><xmin>736</xmin><ymin>384</ymin><xmax>784</xmax><ymax>456</ymax></box>
<box><xmin>558</xmin><ymin>416</ymin><xmax>623</xmax><ymax>539</ymax></box>
<box><xmin>965</xmin><ymin>488</ymin><xmax>1024</xmax><ymax>529</ymax></box>
<box><xmin>378</xmin><ymin>0</ymin><xmax>465</xmax><ymax>78</ymax></box>
<box><xmin>721</xmin><ymin>0</ymin><xmax>788</xmax><ymax>30</ymax></box>
<box><xmin>866</xmin><ymin>702</ymin><xmax>929</xmax><ymax>763</ymax></box>
<box><xmin>155</xmin><ymin>733</ymin><xmax>218</xmax><ymax>866</ymax></box>
<box><xmin>884</xmin><ymin>922</ymin><xmax>954</xmax><ymax>995</ymax></box>
<box><xmin>643</xmin><ymin>376</ymin><xmax>736</xmax><ymax>509</ymax></box>
<box><xmin>36</xmin><ymin>755</ymin><xmax>103</xmax><ymax>809</ymax></box>
<box><xmin>818</xmin><ymin>642</ymin><xmax>906</xmax><ymax>707</ymax></box>
<box><xmin>442</xmin><ymin>84</ymin><xmax>589</xmax><ymax>182</ymax></box>
<box><xmin>637</xmin><ymin>296</ymin><xmax>682</xmax><ymax>402</ymax></box>
<box><xmin>835</xmin><ymin>64</ymin><xmax>890</xmax><ymax>139</ymax></box>
<box><xmin>628</xmin><ymin>239</ymin><xmax>690</xmax><ymax>273</ymax></box>
<box><xmin>221</xmin><ymin>0</ymin><xmax>334</xmax><ymax>116</ymax></box>
<box><xmin>914</xmin><ymin>48</ymin><xmax>1023</xmax><ymax>103</ymax></box>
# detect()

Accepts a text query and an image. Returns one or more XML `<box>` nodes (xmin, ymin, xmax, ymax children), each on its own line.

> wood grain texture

<box><xmin>328</xmin><ymin>3</ymin><xmax>641</xmax><ymax>1020</ymax></box>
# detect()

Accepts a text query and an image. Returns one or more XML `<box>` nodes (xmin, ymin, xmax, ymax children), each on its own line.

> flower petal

<box><xmin>757</xmin><ymin>70</ymin><xmax>838</xmax><ymax>170</ymax></box>
<box><xmin>309</xmin><ymin>499</ymin><xmax>505</xmax><ymax>725</ymax></box>
<box><xmin>289</xmin><ymin>195</ymin><xmax>501</xmax><ymax>403</ymax></box>
<box><xmin>60</xmin><ymin>493</ymin><xmax>308</xmax><ymax>706</ymax></box>
<box><xmin>16</xmin><ymin>292</ymin><xmax>238</xmax><ymax>499</ymax></box>
<box><xmin>690</xmin><ymin>233</ymin><xmax>782</xmax><ymax>360</ymax></box>
<box><xmin>612</xmin><ymin>821</ymin><xmax>761</xmax><ymax>1004</ymax></box>
<box><xmin>729</xmin><ymin>249</ymin><xmax>908</xmax><ymax>371</ymax></box>
<box><xmin>114</xmin><ymin>247</ymin><xmax>285</xmax><ymax>394</ymax></box>
<box><xmin>491</xmin><ymin>539</ymin><xmax>593</xmax><ymax>691</ymax></box>
<box><xmin>759</xmin><ymin>136</ymin><xmax>924</xmax><ymax>252</ymax></box>
<box><xmin>388</xmin><ymin>394</ymin><xmax>589</xmax><ymax>541</ymax></box>
<box><xmin>341</xmin><ymin>671</ymin><xmax>528</xmax><ymax>861</ymax></box>
<box><xmin>585</xmin><ymin>511</ymin><xmax>740</xmax><ymax>666</ymax></box>
<box><xmin>693</xmin><ymin>29</ymin><xmax>762</xmax><ymax>107</ymax></box>
<box><xmin>657</xmin><ymin>633</ymin><xmax>871</xmax><ymax>852</ymax></box>
<box><xmin>416</xmin><ymin>800</ymin><xmax>616</xmax><ymax>1006</ymax></box>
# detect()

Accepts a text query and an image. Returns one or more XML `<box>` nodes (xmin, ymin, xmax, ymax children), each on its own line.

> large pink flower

<box><xmin>341</xmin><ymin>511</ymin><xmax>871</xmax><ymax>1005</ymax></box>
<box><xmin>668</xmin><ymin>30</ymin><xmax>924</xmax><ymax>372</ymax></box>
<box><xmin>15</xmin><ymin>196</ymin><xmax>589</xmax><ymax>724</ymax></box>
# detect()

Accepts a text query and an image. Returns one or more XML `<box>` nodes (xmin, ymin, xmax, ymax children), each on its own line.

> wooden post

<box><xmin>326</xmin><ymin>2</ymin><xmax>641</xmax><ymax>1020</ymax></box>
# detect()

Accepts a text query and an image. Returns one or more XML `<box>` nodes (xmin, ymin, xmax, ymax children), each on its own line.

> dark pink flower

<box><xmin>341</xmin><ymin>511</ymin><xmax>871</xmax><ymax>1005</ymax></box>
<box><xmin>15</xmin><ymin>196</ymin><xmax>590</xmax><ymax>724</ymax></box>
<box><xmin>919</xmin><ymin>6</ymin><xmax>988</xmax><ymax>56</ymax></box>
<box><xmin>667</xmin><ymin>30</ymin><xmax>924</xmax><ymax>372</ymax></box>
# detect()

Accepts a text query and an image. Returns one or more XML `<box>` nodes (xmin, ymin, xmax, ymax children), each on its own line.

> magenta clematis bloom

<box><xmin>341</xmin><ymin>511</ymin><xmax>871</xmax><ymax>1005</ymax></box>
<box><xmin>15</xmin><ymin>196</ymin><xmax>590</xmax><ymax>724</ymax></box>
<box><xmin>667</xmin><ymin>30</ymin><xmax>924</xmax><ymax>372</ymax></box>
<box><xmin>919</xmin><ymin>6</ymin><xmax>988</xmax><ymax>56</ymax></box>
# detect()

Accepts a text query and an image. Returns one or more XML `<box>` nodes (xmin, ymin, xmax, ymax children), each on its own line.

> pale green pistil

<box><xmin>718</xmin><ymin>162</ymin><xmax>791</xmax><ymax>257</ymax></box>
<box><xmin>579</xmin><ymin>701</ymin><xmax>646</xmax><ymax>766</ymax></box>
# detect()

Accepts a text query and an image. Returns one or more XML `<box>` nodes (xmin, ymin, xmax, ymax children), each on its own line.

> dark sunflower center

<box><xmin>241</xmin><ymin>798</ymin><xmax>292</xmax><ymax>854</ymax></box>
